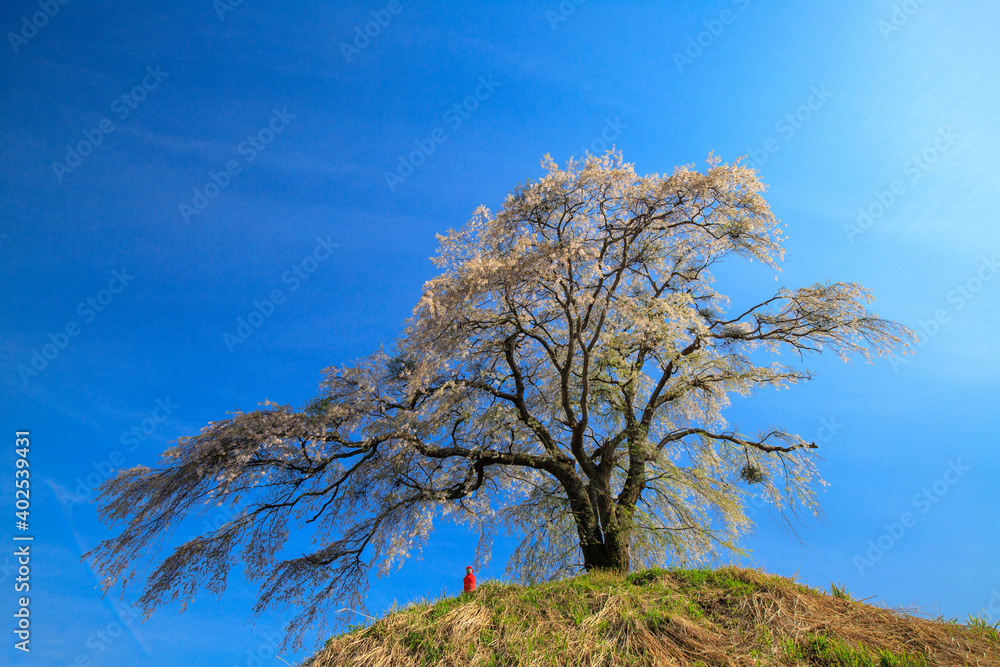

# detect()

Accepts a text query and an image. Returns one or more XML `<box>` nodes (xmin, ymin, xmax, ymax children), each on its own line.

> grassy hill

<box><xmin>303</xmin><ymin>566</ymin><xmax>1000</xmax><ymax>666</ymax></box>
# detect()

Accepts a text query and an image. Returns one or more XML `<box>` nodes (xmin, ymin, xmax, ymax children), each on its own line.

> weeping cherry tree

<box><xmin>84</xmin><ymin>151</ymin><xmax>916</xmax><ymax>649</ymax></box>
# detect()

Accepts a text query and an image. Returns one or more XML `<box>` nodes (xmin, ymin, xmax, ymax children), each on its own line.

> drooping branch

<box><xmin>709</xmin><ymin>282</ymin><xmax>917</xmax><ymax>362</ymax></box>
<box><xmin>655</xmin><ymin>427</ymin><xmax>818</xmax><ymax>455</ymax></box>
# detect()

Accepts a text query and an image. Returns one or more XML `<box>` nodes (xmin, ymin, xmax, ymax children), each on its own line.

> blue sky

<box><xmin>2</xmin><ymin>0</ymin><xmax>999</xmax><ymax>664</ymax></box>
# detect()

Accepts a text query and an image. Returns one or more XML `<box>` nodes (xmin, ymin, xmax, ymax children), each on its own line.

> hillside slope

<box><xmin>303</xmin><ymin>566</ymin><xmax>1000</xmax><ymax>666</ymax></box>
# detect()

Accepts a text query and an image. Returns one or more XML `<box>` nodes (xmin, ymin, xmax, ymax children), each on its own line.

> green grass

<box><xmin>403</xmin><ymin>628</ymin><xmax>445</xmax><ymax>665</ymax></box>
<box><xmin>831</xmin><ymin>581</ymin><xmax>854</xmax><ymax>601</ymax></box>
<box><xmin>305</xmin><ymin>566</ymin><xmax>999</xmax><ymax>667</ymax></box>
<box><xmin>798</xmin><ymin>632</ymin><xmax>928</xmax><ymax>666</ymax></box>
<box><xmin>964</xmin><ymin>613</ymin><xmax>1000</xmax><ymax>642</ymax></box>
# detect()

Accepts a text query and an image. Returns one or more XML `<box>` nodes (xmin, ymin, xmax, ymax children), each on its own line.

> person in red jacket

<box><xmin>463</xmin><ymin>566</ymin><xmax>476</xmax><ymax>593</ymax></box>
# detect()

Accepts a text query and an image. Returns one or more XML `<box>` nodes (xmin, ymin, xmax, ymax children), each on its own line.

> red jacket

<box><xmin>463</xmin><ymin>570</ymin><xmax>476</xmax><ymax>592</ymax></box>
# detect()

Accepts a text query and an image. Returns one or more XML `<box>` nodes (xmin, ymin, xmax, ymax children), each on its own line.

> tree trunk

<box><xmin>558</xmin><ymin>463</ymin><xmax>633</xmax><ymax>574</ymax></box>
<box><xmin>580</xmin><ymin>530</ymin><xmax>631</xmax><ymax>572</ymax></box>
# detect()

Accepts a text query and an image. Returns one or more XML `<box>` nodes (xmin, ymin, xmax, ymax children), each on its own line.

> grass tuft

<box><xmin>831</xmin><ymin>580</ymin><xmax>853</xmax><ymax>601</ymax></box>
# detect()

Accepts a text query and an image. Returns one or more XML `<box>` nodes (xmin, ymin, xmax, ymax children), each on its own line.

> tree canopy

<box><xmin>85</xmin><ymin>151</ymin><xmax>915</xmax><ymax>649</ymax></box>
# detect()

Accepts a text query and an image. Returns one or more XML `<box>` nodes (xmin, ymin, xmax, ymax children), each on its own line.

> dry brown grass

<box><xmin>302</xmin><ymin>566</ymin><xmax>1000</xmax><ymax>667</ymax></box>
